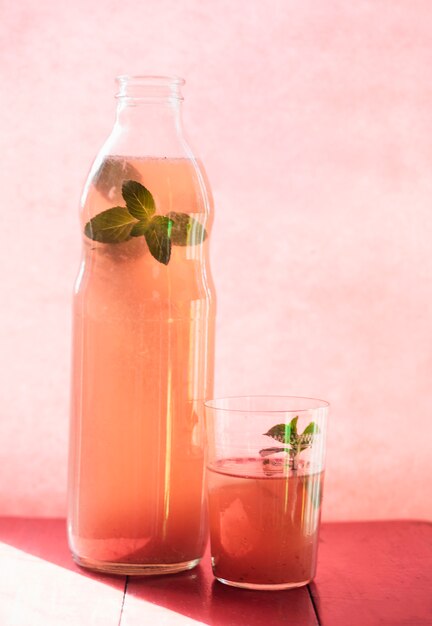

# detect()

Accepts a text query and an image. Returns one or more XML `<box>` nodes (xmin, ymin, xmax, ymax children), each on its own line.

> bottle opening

<box><xmin>116</xmin><ymin>75</ymin><xmax>185</xmax><ymax>102</ymax></box>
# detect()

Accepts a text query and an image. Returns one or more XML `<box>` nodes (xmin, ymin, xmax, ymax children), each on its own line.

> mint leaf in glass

<box><xmin>259</xmin><ymin>446</ymin><xmax>290</xmax><ymax>457</ymax></box>
<box><xmin>122</xmin><ymin>180</ymin><xmax>156</xmax><ymax>221</ymax></box>
<box><xmin>260</xmin><ymin>417</ymin><xmax>320</xmax><ymax>471</ymax></box>
<box><xmin>299</xmin><ymin>422</ymin><xmax>320</xmax><ymax>450</ymax></box>
<box><xmin>263</xmin><ymin>417</ymin><xmax>298</xmax><ymax>445</ymax></box>
<box><xmin>144</xmin><ymin>216</ymin><xmax>173</xmax><ymax>265</ymax></box>
<box><xmin>167</xmin><ymin>212</ymin><xmax>207</xmax><ymax>246</ymax></box>
<box><xmin>84</xmin><ymin>207</ymin><xmax>138</xmax><ymax>244</ymax></box>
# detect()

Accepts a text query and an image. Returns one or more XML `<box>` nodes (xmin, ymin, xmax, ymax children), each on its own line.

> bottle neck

<box><xmin>115</xmin><ymin>99</ymin><xmax>183</xmax><ymax>133</ymax></box>
<box><xmin>108</xmin><ymin>76</ymin><xmax>188</xmax><ymax>157</ymax></box>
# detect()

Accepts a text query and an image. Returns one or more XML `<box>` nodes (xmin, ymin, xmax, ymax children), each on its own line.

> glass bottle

<box><xmin>67</xmin><ymin>76</ymin><xmax>216</xmax><ymax>575</ymax></box>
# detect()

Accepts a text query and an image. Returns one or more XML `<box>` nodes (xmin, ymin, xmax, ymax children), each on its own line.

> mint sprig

<box><xmin>84</xmin><ymin>180</ymin><xmax>207</xmax><ymax>265</ymax></box>
<box><xmin>260</xmin><ymin>416</ymin><xmax>320</xmax><ymax>471</ymax></box>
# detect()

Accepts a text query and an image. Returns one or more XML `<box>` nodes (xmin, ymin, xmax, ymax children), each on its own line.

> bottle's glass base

<box><xmin>73</xmin><ymin>554</ymin><xmax>201</xmax><ymax>576</ymax></box>
<box><xmin>215</xmin><ymin>575</ymin><xmax>311</xmax><ymax>591</ymax></box>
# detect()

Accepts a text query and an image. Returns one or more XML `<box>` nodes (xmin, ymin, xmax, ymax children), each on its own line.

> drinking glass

<box><xmin>205</xmin><ymin>396</ymin><xmax>329</xmax><ymax>590</ymax></box>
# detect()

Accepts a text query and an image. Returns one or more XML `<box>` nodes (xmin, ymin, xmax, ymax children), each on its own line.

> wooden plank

<box><xmin>0</xmin><ymin>517</ymin><xmax>126</xmax><ymax>626</ymax></box>
<box><xmin>2</xmin><ymin>519</ymin><xmax>429</xmax><ymax>625</ymax></box>
<box><xmin>311</xmin><ymin>521</ymin><xmax>432</xmax><ymax>626</ymax></box>
<box><xmin>123</xmin><ymin>546</ymin><xmax>319</xmax><ymax>625</ymax></box>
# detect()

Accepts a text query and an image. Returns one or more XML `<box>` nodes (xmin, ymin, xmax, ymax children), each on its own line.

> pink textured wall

<box><xmin>1</xmin><ymin>0</ymin><xmax>431</xmax><ymax>520</ymax></box>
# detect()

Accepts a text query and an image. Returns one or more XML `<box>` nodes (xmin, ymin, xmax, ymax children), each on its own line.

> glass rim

<box><xmin>204</xmin><ymin>395</ymin><xmax>330</xmax><ymax>413</ymax></box>
<box><xmin>115</xmin><ymin>74</ymin><xmax>185</xmax><ymax>86</ymax></box>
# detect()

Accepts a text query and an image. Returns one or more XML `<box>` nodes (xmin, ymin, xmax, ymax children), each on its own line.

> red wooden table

<box><xmin>0</xmin><ymin>518</ymin><xmax>430</xmax><ymax>625</ymax></box>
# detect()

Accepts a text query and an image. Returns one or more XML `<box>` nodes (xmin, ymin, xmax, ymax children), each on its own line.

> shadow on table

<box><xmin>208</xmin><ymin>579</ymin><xmax>316</xmax><ymax>625</ymax></box>
<box><xmin>126</xmin><ymin>570</ymin><xmax>315</xmax><ymax>625</ymax></box>
<box><xmin>0</xmin><ymin>517</ymin><xmax>124</xmax><ymax>590</ymax></box>
<box><xmin>127</xmin><ymin>556</ymin><xmax>316</xmax><ymax>625</ymax></box>
<box><xmin>0</xmin><ymin>517</ymin><xmax>316</xmax><ymax>625</ymax></box>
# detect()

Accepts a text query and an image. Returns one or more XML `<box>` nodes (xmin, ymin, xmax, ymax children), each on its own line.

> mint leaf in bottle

<box><xmin>144</xmin><ymin>216</ymin><xmax>173</xmax><ymax>265</ymax></box>
<box><xmin>84</xmin><ymin>179</ymin><xmax>209</xmax><ymax>264</ymax></box>
<box><xmin>129</xmin><ymin>221</ymin><xmax>149</xmax><ymax>238</ymax></box>
<box><xmin>94</xmin><ymin>159</ymin><xmax>141</xmax><ymax>201</ymax></box>
<box><xmin>167</xmin><ymin>212</ymin><xmax>207</xmax><ymax>246</ymax></box>
<box><xmin>122</xmin><ymin>180</ymin><xmax>156</xmax><ymax>221</ymax></box>
<box><xmin>84</xmin><ymin>207</ymin><xmax>138</xmax><ymax>244</ymax></box>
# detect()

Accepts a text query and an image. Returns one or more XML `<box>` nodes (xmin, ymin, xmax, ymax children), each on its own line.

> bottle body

<box><xmin>68</xmin><ymin>79</ymin><xmax>215</xmax><ymax>574</ymax></box>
